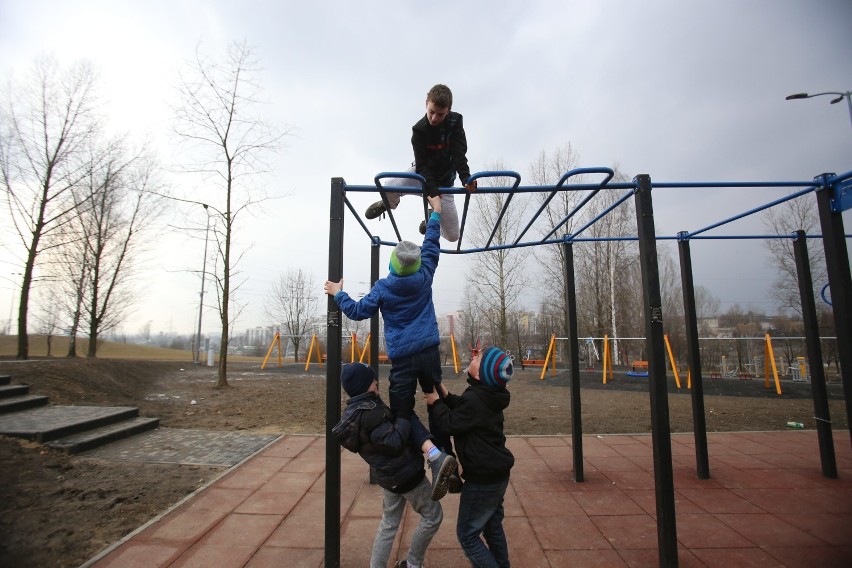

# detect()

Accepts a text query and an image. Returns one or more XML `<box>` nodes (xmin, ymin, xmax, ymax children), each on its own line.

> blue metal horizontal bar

<box><xmin>343</xmin><ymin>168</ymin><xmax>851</xmax><ymax>254</ymax></box>
<box><xmin>684</xmin><ymin>184</ymin><xmax>819</xmax><ymax>238</ymax></box>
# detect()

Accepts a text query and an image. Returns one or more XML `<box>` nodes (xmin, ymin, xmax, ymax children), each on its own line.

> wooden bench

<box><xmin>521</xmin><ymin>359</ymin><xmax>549</xmax><ymax>369</ymax></box>
<box><xmin>630</xmin><ymin>360</ymin><xmax>648</xmax><ymax>372</ymax></box>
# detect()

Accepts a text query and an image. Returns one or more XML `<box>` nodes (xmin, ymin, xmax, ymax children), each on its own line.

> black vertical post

<box><xmin>325</xmin><ymin>177</ymin><xmax>345</xmax><ymax>568</ymax></box>
<box><xmin>793</xmin><ymin>230</ymin><xmax>838</xmax><ymax>478</ymax></box>
<box><xmin>564</xmin><ymin>239</ymin><xmax>583</xmax><ymax>482</ymax></box>
<box><xmin>370</xmin><ymin>237</ymin><xmax>381</xmax><ymax>377</ymax></box>
<box><xmin>368</xmin><ymin>237</ymin><xmax>380</xmax><ymax>487</ymax></box>
<box><xmin>634</xmin><ymin>175</ymin><xmax>678</xmax><ymax>568</ymax></box>
<box><xmin>815</xmin><ymin>175</ymin><xmax>852</xmax><ymax>447</ymax></box>
<box><xmin>677</xmin><ymin>234</ymin><xmax>710</xmax><ymax>479</ymax></box>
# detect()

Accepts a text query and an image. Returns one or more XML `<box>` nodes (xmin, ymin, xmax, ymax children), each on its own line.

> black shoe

<box><xmin>395</xmin><ymin>561</ymin><xmax>409</xmax><ymax>568</ymax></box>
<box><xmin>365</xmin><ymin>200</ymin><xmax>386</xmax><ymax>219</ymax></box>
<box><xmin>448</xmin><ymin>472</ymin><xmax>463</xmax><ymax>494</ymax></box>
<box><xmin>419</xmin><ymin>209</ymin><xmax>433</xmax><ymax>234</ymax></box>
<box><xmin>428</xmin><ymin>451</ymin><xmax>457</xmax><ymax>501</ymax></box>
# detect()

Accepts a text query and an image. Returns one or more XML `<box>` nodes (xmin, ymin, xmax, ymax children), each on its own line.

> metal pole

<box><xmin>634</xmin><ymin>174</ymin><xmax>678</xmax><ymax>568</ymax></box>
<box><xmin>814</xmin><ymin>176</ymin><xmax>852</xmax><ymax>448</ymax></box>
<box><xmin>564</xmin><ymin>239</ymin><xmax>583</xmax><ymax>482</ymax></box>
<box><xmin>195</xmin><ymin>205</ymin><xmax>210</xmax><ymax>364</ymax></box>
<box><xmin>793</xmin><ymin>230</ymin><xmax>837</xmax><ymax>478</ymax></box>
<box><xmin>677</xmin><ymin>235</ymin><xmax>710</xmax><ymax>479</ymax></box>
<box><xmin>325</xmin><ymin>178</ymin><xmax>345</xmax><ymax>568</ymax></box>
<box><xmin>370</xmin><ymin>237</ymin><xmax>380</xmax><ymax>378</ymax></box>
<box><xmin>846</xmin><ymin>94</ymin><xmax>852</xmax><ymax>130</ymax></box>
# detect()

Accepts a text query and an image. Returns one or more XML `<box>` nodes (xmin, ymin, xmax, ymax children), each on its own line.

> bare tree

<box><xmin>32</xmin><ymin>289</ymin><xmax>64</xmax><ymax>357</ymax></box>
<box><xmin>0</xmin><ymin>57</ymin><xmax>99</xmax><ymax>359</ymax></box>
<box><xmin>265</xmin><ymin>269</ymin><xmax>319</xmax><ymax>362</ymax></box>
<box><xmin>173</xmin><ymin>41</ymin><xmax>286</xmax><ymax>388</ymax></box>
<box><xmin>528</xmin><ymin>143</ymin><xmax>584</xmax><ymax>336</ymax></box>
<box><xmin>528</xmin><ymin>148</ymin><xmax>640</xmax><ymax>362</ymax></box>
<box><xmin>762</xmin><ymin>194</ymin><xmax>826</xmax><ymax>316</ymax></box>
<box><xmin>568</xmin><ymin>168</ymin><xmax>640</xmax><ymax>363</ymax></box>
<box><xmin>458</xmin><ymin>285</ymin><xmax>484</xmax><ymax>350</ymax></box>
<box><xmin>41</xmin><ymin>220</ymin><xmax>89</xmax><ymax>357</ymax></box>
<box><xmin>76</xmin><ymin>143</ymin><xmax>162</xmax><ymax>357</ymax></box>
<box><xmin>465</xmin><ymin>162</ymin><xmax>530</xmax><ymax>347</ymax></box>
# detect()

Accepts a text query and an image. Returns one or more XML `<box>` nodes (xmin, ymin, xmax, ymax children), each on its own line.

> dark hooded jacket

<box><xmin>429</xmin><ymin>377</ymin><xmax>514</xmax><ymax>484</ymax></box>
<box><xmin>411</xmin><ymin>111</ymin><xmax>472</xmax><ymax>198</ymax></box>
<box><xmin>331</xmin><ymin>391</ymin><xmax>425</xmax><ymax>493</ymax></box>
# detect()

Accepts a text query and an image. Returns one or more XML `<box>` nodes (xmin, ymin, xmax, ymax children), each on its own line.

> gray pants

<box><xmin>382</xmin><ymin>170</ymin><xmax>461</xmax><ymax>242</ymax></box>
<box><xmin>370</xmin><ymin>476</ymin><xmax>443</xmax><ymax>568</ymax></box>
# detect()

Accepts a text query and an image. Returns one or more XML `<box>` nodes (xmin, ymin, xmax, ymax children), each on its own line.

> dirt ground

<box><xmin>0</xmin><ymin>357</ymin><xmax>847</xmax><ymax>567</ymax></box>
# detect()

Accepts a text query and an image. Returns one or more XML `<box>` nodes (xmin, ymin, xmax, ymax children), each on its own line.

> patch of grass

<box><xmin>0</xmin><ymin>335</ymin><xmax>265</xmax><ymax>362</ymax></box>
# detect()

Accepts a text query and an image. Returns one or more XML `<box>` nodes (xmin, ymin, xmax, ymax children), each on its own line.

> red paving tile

<box><xmin>85</xmin><ymin>431</ymin><xmax>852</xmax><ymax>567</ymax></box>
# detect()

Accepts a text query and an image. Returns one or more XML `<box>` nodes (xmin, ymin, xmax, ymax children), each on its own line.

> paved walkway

<box><xmin>83</xmin><ymin>431</ymin><xmax>852</xmax><ymax>568</ymax></box>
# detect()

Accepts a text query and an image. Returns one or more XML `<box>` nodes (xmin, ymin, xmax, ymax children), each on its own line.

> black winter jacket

<box><xmin>411</xmin><ymin>111</ymin><xmax>472</xmax><ymax>198</ymax></box>
<box><xmin>429</xmin><ymin>378</ymin><xmax>514</xmax><ymax>484</ymax></box>
<box><xmin>331</xmin><ymin>392</ymin><xmax>425</xmax><ymax>493</ymax></box>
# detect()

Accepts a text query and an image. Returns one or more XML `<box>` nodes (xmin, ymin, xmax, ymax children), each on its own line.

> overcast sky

<box><xmin>1</xmin><ymin>0</ymin><xmax>851</xmax><ymax>338</ymax></box>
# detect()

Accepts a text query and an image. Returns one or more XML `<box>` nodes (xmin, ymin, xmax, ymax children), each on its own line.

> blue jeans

<box><xmin>388</xmin><ymin>346</ymin><xmax>452</xmax><ymax>453</ymax></box>
<box><xmin>456</xmin><ymin>477</ymin><xmax>510</xmax><ymax>568</ymax></box>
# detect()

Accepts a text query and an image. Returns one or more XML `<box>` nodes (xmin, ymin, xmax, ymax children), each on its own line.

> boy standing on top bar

<box><xmin>365</xmin><ymin>84</ymin><xmax>477</xmax><ymax>241</ymax></box>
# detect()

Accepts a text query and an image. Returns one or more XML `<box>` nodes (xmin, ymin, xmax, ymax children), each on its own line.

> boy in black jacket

<box><xmin>425</xmin><ymin>346</ymin><xmax>515</xmax><ymax>568</ymax></box>
<box><xmin>332</xmin><ymin>363</ymin><xmax>446</xmax><ymax>568</ymax></box>
<box><xmin>364</xmin><ymin>84</ymin><xmax>477</xmax><ymax>241</ymax></box>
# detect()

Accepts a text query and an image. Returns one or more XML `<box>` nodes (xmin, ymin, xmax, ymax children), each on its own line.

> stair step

<box><xmin>0</xmin><ymin>375</ymin><xmax>10</xmax><ymax>386</ymax></box>
<box><xmin>46</xmin><ymin>416</ymin><xmax>160</xmax><ymax>454</ymax></box>
<box><xmin>0</xmin><ymin>405</ymin><xmax>139</xmax><ymax>442</ymax></box>
<box><xmin>0</xmin><ymin>384</ymin><xmax>30</xmax><ymax>399</ymax></box>
<box><xmin>0</xmin><ymin>394</ymin><xmax>49</xmax><ymax>414</ymax></box>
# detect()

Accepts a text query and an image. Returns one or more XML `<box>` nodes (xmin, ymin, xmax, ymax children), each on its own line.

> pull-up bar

<box><xmin>327</xmin><ymin>167</ymin><xmax>852</xmax><ymax>568</ymax></box>
<box><xmin>342</xmin><ymin>168</ymin><xmax>852</xmax><ymax>256</ymax></box>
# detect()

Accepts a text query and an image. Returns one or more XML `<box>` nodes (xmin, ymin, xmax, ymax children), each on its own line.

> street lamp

<box><xmin>785</xmin><ymin>90</ymin><xmax>852</xmax><ymax>129</ymax></box>
<box><xmin>195</xmin><ymin>204</ymin><xmax>210</xmax><ymax>364</ymax></box>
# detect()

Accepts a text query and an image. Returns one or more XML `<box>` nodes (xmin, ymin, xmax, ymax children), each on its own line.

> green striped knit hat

<box><xmin>389</xmin><ymin>241</ymin><xmax>421</xmax><ymax>276</ymax></box>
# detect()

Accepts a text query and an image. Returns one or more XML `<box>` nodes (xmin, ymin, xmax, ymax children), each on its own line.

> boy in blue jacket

<box><xmin>333</xmin><ymin>363</ymin><xmax>443</xmax><ymax>568</ymax></box>
<box><xmin>425</xmin><ymin>346</ymin><xmax>515</xmax><ymax>568</ymax></box>
<box><xmin>325</xmin><ymin>194</ymin><xmax>457</xmax><ymax>500</ymax></box>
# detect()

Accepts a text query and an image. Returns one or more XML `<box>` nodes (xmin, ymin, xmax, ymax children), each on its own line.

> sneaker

<box><xmin>395</xmin><ymin>561</ymin><xmax>409</xmax><ymax>568</ymax></box>
<box><xmin>428</xmin><ymin>451</ymin><xmax>457</xmax><ymax>501</ymax></box>
<box><xmin>448</xmin><ymin>472</ymin><xmax>463</xmax><ymax>494</ymax></box>
<box><xmin>365</xmin><ymin>200</ymin><xmax>386</xmax><ymax>219</ymax></box>
<box><xmin>419</xmin><ymin>209</ymin><xmax>433</xmax><ymax>234</ymax></box>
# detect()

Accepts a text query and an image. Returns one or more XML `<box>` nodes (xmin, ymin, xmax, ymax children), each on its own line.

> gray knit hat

<box><xmin>389</xmin><ymin>241</ymin><xmax>421</xmax><ymax>276</ymax></box>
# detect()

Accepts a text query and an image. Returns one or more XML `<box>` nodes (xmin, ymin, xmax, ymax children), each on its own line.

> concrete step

<box><xmin>0</xmin><ymin>384</ymin><xmax>30</xmax><ymax>399</ymax></box>
<box><xmin>46</xmin><ymin>416</ymin><xmax>160</xmax><ymax>454</ymax></box>
<box><xmin>0</xmin><ymin>405</ymin><xmax>140</xmax><ymax>442</ymax></box>
<box><xmin>0</xmin><ymin>375</ymin><xmax>10</xmax><ymax>386</ymax></box>
<box><xmin>0</xmin><ymin>394</ymin><xmax>49</xmax><ymax>414</ymax></box>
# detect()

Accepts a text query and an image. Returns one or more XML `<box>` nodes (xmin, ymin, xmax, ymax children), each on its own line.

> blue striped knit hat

<box><xmin>479</xmin><ymin>346</ymin><xmax>513</xmax><ymax>387</ymax></box>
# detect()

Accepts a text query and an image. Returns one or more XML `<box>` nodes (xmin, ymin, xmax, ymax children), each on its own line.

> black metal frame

<box><xmin>326</xmin><ymin>169</ymin><xmax>851</xmax><ymax>568</ymax></box>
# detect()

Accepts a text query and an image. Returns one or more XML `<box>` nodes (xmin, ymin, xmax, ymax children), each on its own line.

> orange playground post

<box><xmin>260</xmin><ymin>331</ymin><xmax>283</xmax><ymax>370</ymax></box>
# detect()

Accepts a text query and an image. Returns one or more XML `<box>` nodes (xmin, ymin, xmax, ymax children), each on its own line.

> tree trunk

<box><xmin>16</xmin><ymin>250</ymin><xmax>37</xmax><ymax>360</ymax></box>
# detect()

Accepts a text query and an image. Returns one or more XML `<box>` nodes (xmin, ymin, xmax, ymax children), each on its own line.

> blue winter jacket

<box><xmin>334</xmin><ymin>214</ymin><xmax>441</xmax><ymax>359</ymax></box>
